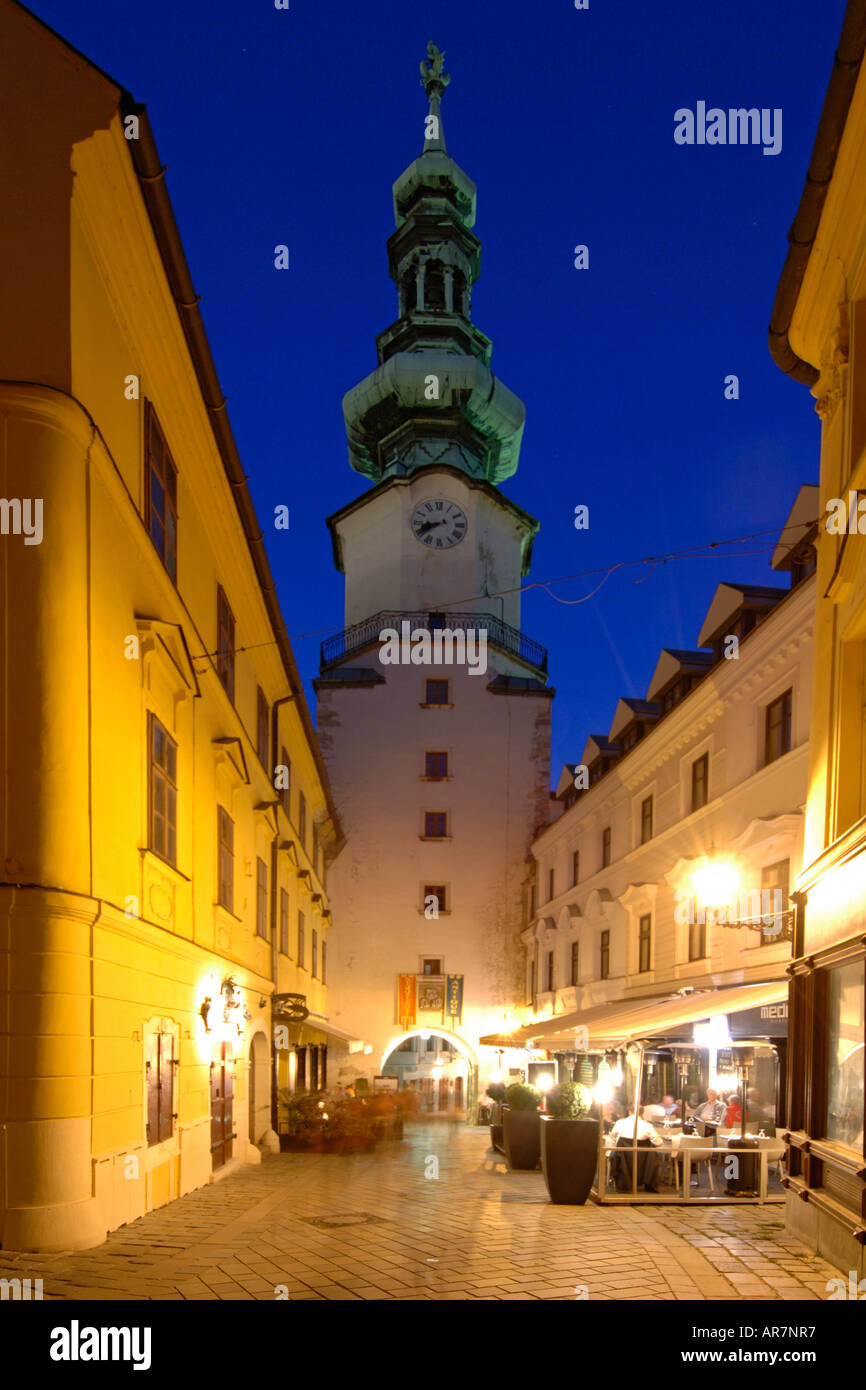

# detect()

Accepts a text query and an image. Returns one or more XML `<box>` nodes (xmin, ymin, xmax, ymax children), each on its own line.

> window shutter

<box><xmin>146</xmin><ymin>1033</ymin><xmax>160</xmax><ymax>1145</ymax></box>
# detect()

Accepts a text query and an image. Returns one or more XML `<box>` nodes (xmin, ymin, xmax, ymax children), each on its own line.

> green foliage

<box><xmin>545</xmin><ymin>1081</ymin><xmax>594</xmax><ymax>1120</ymax></box>
<box><xmin>504</xmin><ymin>1081</ymin><xmax>541</xmax><ymax>1111</ymax></box>
<box><xmin>485</xmin><ymin>1082</ymin><xmax>506</xmax><ymax>1102</ymax></box>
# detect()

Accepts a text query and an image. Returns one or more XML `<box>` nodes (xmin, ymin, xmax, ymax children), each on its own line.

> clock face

<box><xmin>410</xmin><ymin>499</ymin><xmax>467</xmax><ymax>549</ymax></box>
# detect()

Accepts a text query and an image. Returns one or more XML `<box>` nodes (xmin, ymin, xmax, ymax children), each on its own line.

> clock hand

<box><xmin>417</xmin><ymin>518</ymin><xmax>446</xmax><ymax>536</ymax></box>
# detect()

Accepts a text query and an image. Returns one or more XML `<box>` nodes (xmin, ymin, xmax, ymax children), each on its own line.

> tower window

<box><xmin>425</xmin><ymin>679</ymin><xmax>450</xmax><ymax>705</ymax></box>
<box><xmin>424</xmin><ymin>261</ymin><xmax>446</xmax><ymax>311</ymax></box>
<box><xmin>426</xmin><ymin>751</ymin><xmax>448</xmax><ymax>778</ymax></box>
<box><xmin>402</xmin><ymin>269</ymin><xmax>417</xmax><ymax>315</ymax></box>
<box><xmin>424</xmin><ymin>812</ymin><xmax>448</xmax><ymax>838</ymax></box>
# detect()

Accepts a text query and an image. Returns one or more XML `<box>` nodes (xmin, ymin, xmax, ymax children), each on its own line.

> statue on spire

<box><xmin>420</xmin><ymin>41</ymin><xmax>450</xmax><ymax>99</ymax></box>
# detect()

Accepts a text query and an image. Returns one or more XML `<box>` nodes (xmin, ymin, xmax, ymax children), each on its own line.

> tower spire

<box><xmin>420</xmin><ymin>40</ymin><xmax>449</xmax><ymax>154</ymax></box>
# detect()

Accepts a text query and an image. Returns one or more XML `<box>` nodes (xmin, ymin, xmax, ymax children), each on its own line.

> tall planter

<box><xmin>541</xmin><ymin>1115</ymin><xmax>599</xmax><ymax>1205</ymax></box>
<box><xmin>503</xmin><ymin>1108</ymin><xmax>541</xmax><ymax>1171</ymax></box>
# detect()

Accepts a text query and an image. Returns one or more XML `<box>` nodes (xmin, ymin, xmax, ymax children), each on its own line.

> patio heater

<box><xmin>726</xmin><ymin>1045</ymin><xmax>759</xmax><ymax>1193</ymax></box>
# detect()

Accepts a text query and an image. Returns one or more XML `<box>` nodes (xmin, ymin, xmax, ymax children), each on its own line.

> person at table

<box><xmin>687</xmin><ymin>1088</ymin><xmax>727</xmax><ymax>1134</ymax></box>
<box><xmin>609</xmin><ymin>1108</ymin><xmax>664</xmax><ymax>1192</ymax></box>
<box><xmin>661</xmin><ymin>1094</ymin><xmax>680</xmax><ymax>1119</ymax></box>
<box><xmin>725</xmin><ymin>1094</ymin><xmax>743</xmax><ymax>1127</ymax></box>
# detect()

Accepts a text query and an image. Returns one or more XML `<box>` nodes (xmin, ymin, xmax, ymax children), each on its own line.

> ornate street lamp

<box><xmin>692</xmin><ymin>858</ymin><xmax>794</xmax><ymax>942</ymax></box>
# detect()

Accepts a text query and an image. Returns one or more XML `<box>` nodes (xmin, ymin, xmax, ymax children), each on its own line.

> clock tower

<box><xmin>316</xmin><ymin>44</ymin><xmax>553</xmax><ymax>1109</ymax></box>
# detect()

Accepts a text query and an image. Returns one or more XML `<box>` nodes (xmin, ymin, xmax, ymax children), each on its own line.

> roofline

<box><xmin>768</xmin><ymin>0</ymin><xmax>866</xmax><ymax>385</ymax></box>
<box><xmin>115</xmin><ymin>96</ymin><xmax>343</xmax><ymax>844</ymax></box>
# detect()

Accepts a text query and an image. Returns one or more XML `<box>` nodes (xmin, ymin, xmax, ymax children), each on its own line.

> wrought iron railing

<box><xmin>320</xmin><ymin>610</ymin><xmax>547</xmax><ymax>674</ymax></box>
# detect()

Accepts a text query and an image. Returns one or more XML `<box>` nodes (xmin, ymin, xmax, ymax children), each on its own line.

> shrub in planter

<box><xmin>485</xmin><ymin>1081</ymin><xmax>506</xmax><ymax>1148</ymax></box>
<box><xmin>502</xmin><ymin>1083</ymin><xmax>542</xmax><ymax>1171</ymax></box>
<box><xmin>541</xmin><ymin>1082</ymin><xmax>599</xmax><ymax>1205</ymax></box>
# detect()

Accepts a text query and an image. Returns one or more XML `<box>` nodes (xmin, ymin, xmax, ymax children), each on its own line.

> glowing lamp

<box><xmin>536</xmin><ymin>1072</ymin><xmax>554</xmax><ymax>1091</ymax></box>
<box><xmin>693</xmin><ymin>861</ymin><xmax>739</xmax><ymax>911</ymax></box>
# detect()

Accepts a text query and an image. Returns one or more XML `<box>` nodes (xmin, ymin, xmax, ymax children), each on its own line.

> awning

<box><xmin>482</xmin><ymin>982</ymin><xmax>789</xmax><ymax>1051</ymax></box>
<box><xmin>303</xmin><ymin>1015</ymin><xmax>366</xmax><ymax>1052</ymax></box>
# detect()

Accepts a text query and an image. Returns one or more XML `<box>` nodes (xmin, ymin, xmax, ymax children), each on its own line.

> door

<box><xmin>454</xmin><ymin>1076</ymin><xmax>464</xmax><ymax>1110</ymax></box>
<box><xmin>210</xmin><ymin>1042</ymin><xmax>234</xmax><ymax>1169</ymax></box>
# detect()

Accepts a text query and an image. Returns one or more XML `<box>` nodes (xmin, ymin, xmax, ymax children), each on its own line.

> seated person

<box><xmin>687</xmin><ymin>1088</ymin><xmax>727</xmax><ymax>1136</ymax></box>
<box><xmin>661</xmin><ymin>1094</ymin><xmax>681</xmax><ymax>1118</ymax></box>
<box><xmin>609</xmin><ymin>1109</ymin><xmax>664</xmax><ymax>1193</ymax></box>
<box><xmin>642</xmin><ymin>1103</ymin><xmax>667</xmax><ymax>1124</ymax></box>
<box><xmin>725</xmin><ymin>1096</ymin><xmax>742</xmax><ymax>1127</ymax></box>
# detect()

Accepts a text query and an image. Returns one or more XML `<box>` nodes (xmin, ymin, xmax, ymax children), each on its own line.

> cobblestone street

<box><xmin>0</xmin><ymin>1124</ymin><xmax>840</xmax><ymax>1301</ymax></box>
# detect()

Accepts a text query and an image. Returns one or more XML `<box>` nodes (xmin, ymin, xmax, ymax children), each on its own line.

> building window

<box><xmin>691</xmin><ymin>752</ymin><xmax>709</xmax><ymax>812</ymax></box>
<box><xmin>825</xmin><ymin>960</ymin><xmax>865</xmax><ymax>1152</ymax></box>
<box><xmin>425</xmin><ymin>750</ymin><xmax>448</xmax><ymax>778</ymax></box>
<box><xmin>600</xmin><ymin>929</ymin><xmax>610</xmax><ymax>980</ymax></box>
<box><xmin>321</xmin><ymin>939</ymin><xmax>327</xmax><ymax>985</ymax></box>
<box><xmin>256</xmin><ymin>857</ymin><xmax>268</xmax><ymax>939</ymax></box>
<box><xmin>298</xmin><ymin>910</ymin><xmax>305</xmax><ymax>969</ymax></box>
<box><xmin>529</xmin><ymin>955</ymin><xmax>536</xmax><ymax>1005</ymax></box>
<box><xmin>638</xmin><ymin>914</ymin><xmax>652</xmax><ymax>973</ymax></box>
<box><xmin>572</xmin><ymin>850</ymin><xmax>579</xmax><ymax>887</ymax></box>
<box><xmin>217</xmin><ymin>806</ymin><xmax>234</xmax><ymax>912</ymax></box>
<box><xmin>547</xmin><ymin>868</ymin><xmax>555</xmax><ymax>901</ymax></box>
<box><xmin>570</xmin><ymin>940</ymin><xmax>579</xmax><ymax>987</ymax></box>
<box><xmin>688</xmin><ymin>918</ymin><xmax>706</xmax><ymax>962</ymax></box>
<box><xmin>217</xmin><ymin>586</ymin><xmax>235</xmax><ymax>703</ymax></box>
<box><xmin>765</xmin><ymin>688</ymin><xmax>793</xmax><ymax>765</ymax></box>
<box><xmin>279</xmin><ymin>888</ymin><xmax>289</xmax><ymax>955</ymax></box>
<box><xmin>422</xmin><ymin>958</ymin><xmax>442</xmax><ymax>975</ymax></box>
<box><xmin>601</xmin><ymin>826</ymin><xmax>611</xmax><ymax>868</ymax></box>
<box><xmin>640</xmin><ymin>795</ymin><xmax>653</xmax><ymax>844</ymax></box>
<box><xmin>760</xmin><ymin>860</ymin><xmax>789</xmax><ymax>945</ymax></box>
<box><xmin>279</xmin><ymin>746</ymin><xmax>291</xmax><ymax>817</ymax></box>
<box><xmin>312</xmin><ymin>930</ymin><xmax>318</xmax><ymax>979</ymax></box>
<box><xmin>424</xmin><ymin>811</ymin><xmax>447</xmax><ymax>838</ymax></box>
<box><xmin>149</xmin><ymin>715</ymin><xmax>177</xmax><ymax>866</ymax></box>
<box><xmin>146</xmin><ymin>1030</ymin><xmax>175</xmax><ymax>1147</ymax></box>
<box><xmin>256</xmin><ymin>687</ymin><xmax>269</xmax><ymax>768</ymax></box>
<box><xmin>424</xmin><ymin>884</ymin><xmax>447</xmax><ymax>913</ymax></box>
<box><xmin>528</xmin><ymin>884</ymin><xmax>536</xmax><ymax>920</ymax></box>
<box><xmin>145</xmin><ymin>405</ymin><xmax>178</xmax><ymax>583</ymax></box>
<box><xmin>546</xmin><ymin>950</ymin><xmax>555</xmax><ymax>992</ymax></box>
<box><xmin>298</xmin><ymin>790</ymin><xmax>307</xmax><ymax>850</ymax></box>
<box><xmin>425</xmin><ymin>679</ymin><xmax>449</xmax><ymax>705</ymax></box>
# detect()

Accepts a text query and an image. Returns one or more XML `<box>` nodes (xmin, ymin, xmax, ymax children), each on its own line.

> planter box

<box><xmin>541</xmin><ymin>1116</ymin><xmax>599</xmax><ymax>1204</ymax></box>
<box><xmin>490</xmin><ymin>1123</ymin><xmax>505</xmax><ymax>1154</ymax></box>
<box><xmin>503</xmin><ymin>1108</ymin><xmax>541</xmax><ymax>1171</ymax></box>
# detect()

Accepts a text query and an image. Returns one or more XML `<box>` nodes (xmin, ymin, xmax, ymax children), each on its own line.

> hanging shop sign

<box><xmin>398</xmin><ymin>973</ymin><xmax>417</xmax><ymax>1029</ymax></box>
<box><xmin>446</xmin><ymin>974</ymin><xmax>464</xmax><ymax>1022</ymax></box>
<box><xmin>273</xmin><ymin>992</ymin><xmax>309</xmax><ymax>1022</ymax></box>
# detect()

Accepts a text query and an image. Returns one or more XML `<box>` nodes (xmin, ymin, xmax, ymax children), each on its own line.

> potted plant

<box><xmin>486</xmin><ymin>1082</ymin><xmax>506</xmax><ymax>1153</ymax></box>
<box><xmin>540</xmin><ymin>1081</ymin><xmax>598</xmax><ymax>1204</ymax></box>
<box><xmin>502</xmin><ymin>1082</ymin><xmax>542</xmax><ymax>1170</ymax></box>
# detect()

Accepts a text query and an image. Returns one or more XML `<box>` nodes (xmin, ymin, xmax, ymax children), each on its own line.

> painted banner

<box><xmin>398</xmin><ymin>973</ymin><xmax>417</xmax><ymax>1029</ymax></box>
<box><xmin>446</xmin><ymin>973</ymin><xmax>464</xmax><ymax>1022</ymax></box>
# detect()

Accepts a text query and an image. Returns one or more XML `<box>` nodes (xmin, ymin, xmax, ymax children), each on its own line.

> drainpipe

<box><xmin>269</xmin><ymin>694</ymin><xmax>295</xmax><ymax>1133</ymax></box>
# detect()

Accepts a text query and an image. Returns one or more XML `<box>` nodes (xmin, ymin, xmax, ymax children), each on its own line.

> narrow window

<box><xmin>570</xmin><ymin>940</ymin><xmax>580</xmax><ymax>987</ymax></box>
<box><xmin>547</xmin><ymin>867</ymin><xmax>555</xmax><ymax>901</ymax></box>
<box><xmin>600</xmin><ymin>929</ymin><xmax>610</xmax><ymax>980</ymax></box>
<box><xmin>760</xmin><ymin>860</ymin><xmax>790</xmax><ymax>945</ymax></box>
<box><xmin>257</xmin><ymin>687</ymin><xmax>269</xmax><ymax>768</ymax></box>
<box><xmin>279</xmin><ymin>746</ymin><xmax>291</xmax><ymax>817</ymax></box>
<box><xmin>217</xmin><ymin>586</ymin><xmax>235</xmax><ymax>703</ymax></box>
<box><xmin>298</xmin><ymin>910</ymin><xmax>305</xmax><ymax>969</ymax></box>
<box><xmin>529</xmin><ymin>955</ymin><xmax>536</xmax><ymax>1005</ymax></box>
<box><xmin>640</xmin><ymin>795</ymin><xmax>653</xmax><ymax>845</ymax></box>
<box><xmin>528</xmin><ymin>884</ymin><xmax>536</xmax><ymax>920</ymax></box>
<box><xmin>422</xmin><ymin>958</ymin><xmax>442</xmax><ymax>975</ymax></box>
<box><xmin>149</xmin><ymin>714</ymin><xmax>177</xmax><ymax>866</ymax></box>
<box><xmin>638</xmin><ymin>914</ymin><xmax>652</xmax><ymax>973</ymax></box>
<box><xmin>312</xmin><ymin>929</ymin><xmax>318</xmax><ymax>979</ymax></box>
<box><xmin>321</xmin><ymin>940</ymin><xmax>327</xmax><ymax>985</ymax></box>
<box><xmin>279</xmin><ymin>888</ymin><xmax>289</xmax><ymax>955</ymax></box>
<box><xmin>765</xmin><ymin>689</ymin><xmax>793</xmax><ymax>765</ymax></box>
<box><xmin>424</xmin><ymin>884</ymin><xmax>447</xmax><ymax>912</ymax></box>
<box><xmin>145</xmin><ymin>405</ymin><xmax>178</xmax><ymax>582</ymax></box>
<box><xmin>425</xmin><ymin>750</ymin><xmax>448</xmax><ymax>778</ymax></box>
<box><xmin>217</xmin><ymin>806</ymin><xmax>234</xmax><ymax>912</ymax></box>
<box><xmin>546</xmin><ymin>950</ymin><xmax>555</xmax><ymax>992</ymax></box>
<box><xmin>425</xmin><ymin>679</ymin><xmax>449</xmax><ymax>705</ymax></box>
<box><xmin>424</xmin><ymin>811</ymin><xmax>448</xmax><ymax>838</ymax></box>
<box><xmin>298</xmin><ymin>790</ymin><xmax>307</xmax><ymax>850</ymax></box>
<box><xmin>572</xmin><ymin>850</ymin><xmax>579</xmax><ymax>887</ymax></box>
<box><xmin>601</xmin><ymin>826</ymin><xmax>611</xmax><ymax>868</ymax></box>
<box><xmin>689</xmin><ymin>918</ymin><xmax>706</xmax><ymax>962</ymax></box>
<box><xmin>256</xmin><ymin>856</ymin><xmax>268</xmax><ymax>939</ymax></box>
<box><xmin>691</xmin><ymin>753</ymin><xmax>709</xmax><ymax>812</ymax></box>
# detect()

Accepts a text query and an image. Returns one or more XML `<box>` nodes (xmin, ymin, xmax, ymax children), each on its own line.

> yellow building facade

<box><xmin>769</xmin><ymin>0</ymin><xmax>866</xmax><ymax>1276</ymax></box>
<box><xmin>0</xmin><ymin>1</ymin><xmax>341</xmax><ymax>1251</ymax></box>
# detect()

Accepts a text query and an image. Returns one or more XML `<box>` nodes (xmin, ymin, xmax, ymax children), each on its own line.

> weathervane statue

<box><xmin>420</xmin><ymin>40</ymin><xmax>450</xmax><ymax>100</ymax></box>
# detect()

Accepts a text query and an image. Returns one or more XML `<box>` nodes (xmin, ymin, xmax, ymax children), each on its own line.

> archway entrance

<box><xmin>248</xmin><ymin>1031</ymin><xmax>270</xmax><ymax>1147</ymax></box>
<box><xmin>381</xmin><ymin>1029</ymin><xmax>478</xmax><ymax>1122</ymax></box>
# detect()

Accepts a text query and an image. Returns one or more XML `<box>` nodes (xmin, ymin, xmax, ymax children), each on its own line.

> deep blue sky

<box><xmin>29</xmin><ymin>0</ymin><xmax>842</xmax><ymax>774</ymax></box>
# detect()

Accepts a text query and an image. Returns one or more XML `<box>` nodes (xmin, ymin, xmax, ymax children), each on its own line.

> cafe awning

<box><xmin>480</xmin><ymin>981</ymin><xmax>789</xmax><ymax>1051</ymax></box>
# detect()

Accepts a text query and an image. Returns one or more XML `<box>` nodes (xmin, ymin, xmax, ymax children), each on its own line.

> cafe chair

<box><xmin>676</xmin><ymin>1134</ymin><xmax>715</xmax><ymax>1194</ymax></box>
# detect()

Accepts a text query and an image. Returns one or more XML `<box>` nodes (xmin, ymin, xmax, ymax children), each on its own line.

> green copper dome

<box><xmin>341</xmin><ymin>42</ymin><xmax>525</xmax><ymax>486</ymax></box>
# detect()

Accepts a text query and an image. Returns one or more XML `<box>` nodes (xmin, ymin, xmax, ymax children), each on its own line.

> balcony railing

<box><xmin>320</xmin><ymin>610</ymin><xmax>548</xmax><ymax>675</ymax></box>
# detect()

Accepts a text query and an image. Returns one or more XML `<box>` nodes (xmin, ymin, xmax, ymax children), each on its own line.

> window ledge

<box><xmin>419</xmin><ymin>703</ymin><xmax>454</xmax><ymax>710</ymax></box>
<box><xmin>139</xmin><ymin>847</ymin><xmax>190</xmax><ymax>883</ymax></box>
<box><xmin>417</xmin><ymin>909</ymin><xmax>452</xmax><ymax>916</ymax></box>
<box><xmin>419</xmin><ymin>776</ymin><xmax>453</xmax><ymax>782</ymax></box>
<box><xmin>419</xmin><ymin>835</ymin><xmax>453</xmax><ymax>842</ymax></box>
<box><xmin>214</xmin><ymin>903</ymin><xmax>243</xmax><ymax>924</ymax></box>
